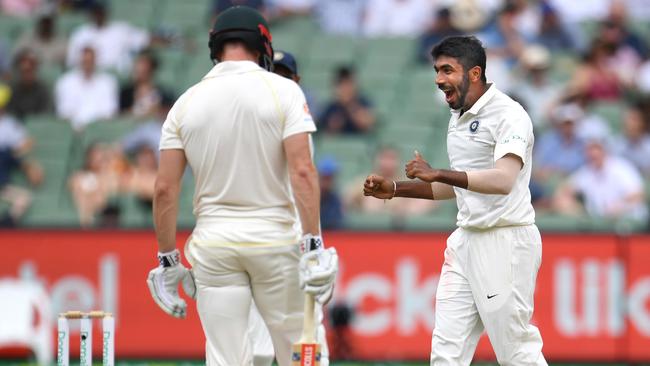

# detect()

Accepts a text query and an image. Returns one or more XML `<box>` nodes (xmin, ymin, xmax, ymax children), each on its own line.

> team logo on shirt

<box><xmin>469</xmin><ymin>120</ymin><xmax>480</xmax><ymax>133</ymax></box>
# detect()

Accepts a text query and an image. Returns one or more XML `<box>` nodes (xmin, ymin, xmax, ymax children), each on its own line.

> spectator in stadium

<box><xmin>0</xmin><ymin>84</ymin><xmax>43</xmax><ymax>227</ymax></box>
<box><xmin>317</xmin><ymin>156</ymin><xmax>344</xmax><ymax>230</ymax></box>
<box><xmin>119</xmin><ymin>50</ymin><xmax>173</xmax><ymax>118</ymax></box>
<box><xmin>553</xmin><ymin>135</ymin><xmax>648</xmax><ymax>222</ymax></box>
<box><xmin>68</xmin><ymin>142</ymin><xmax>121</xmax><ymax>227</ymax></box>
<box><xmin>535</xmin><ymin>1</ymin><xmax>578</xmax><ymax>51</ymax></box>
<box><xmin>612</xmin><ymin>103</ymin><xmax>650</xmax><ymax>177</ymax></box>
<box><xmin>0</xmin><ymin>0</ymin><xmax>42</xmax><ymax>17</ymax></box>
<box><xmin>594</xmin><ymin>18</ymin><xmax>643</xmax><ymax>87</ymax></box>
<box><xmin>119</xmin><ymin>143</ymin><xmax>158</xmax><ymax>212</ymax></box>
<box><xmin>7</xmin><ymin>49</ymin><xmax>52</xmax><ymax>120</ymax></box>
<box><xmin>266</xmin><ymin>0</ymin><xmax>314</xmax><ymax>17</ymax></box>
<box><xmin>534</xmin><ymin>103</ymin><xmax>586</xmax><ymax>179</ymax></box>
<box><xmin>55</xmin><ymin>46</ymin><xmax>118</xmax><ymax>131</ymax></box>
<box><xmin>417</xmin><ymin>7</ymin><xmax>464</xmax><ymax>64</ymax></box>
<box><xmin>0</xmin><ymin>39</ymin><xmax>11</xmax><ymax>80</ymax></box>
<box><xmin>15</xmin><ymin>10</ymin><xmax>67</xmax><ymax>67</ymax></box>
<box><xmin>316</xmin><ymin>0</ymin><xmax>365</xmax><ymax>36</ymax></box>
<box><xmin>319</xmin><ymin>66</ymin><xmax>375</xmax><ymax>135</ymax></box>
<box><xmin>67</xmin><ymin>3</ymin><xmax>150</xmax><ymax>74</ymax></box>
<box><xmin>345</xmin><ymin>146</ymin><xmax>437</xmax><ymax>216</ymax></box>
<box><xmin>476</xmin><ymin>1</ymin><xmax>528</xmax><ymax>63</ymax></box>
<box><xmin>547</xmin><ymin>0</ymin><xmax>611</xmax><ymax>24</ymax></box>
<box><xmin>508</xmin><ymin>44</ymin><xmax>561</xmax><ymax>129</ymax></box>
<box><xmin>604</xmin><ymin>0</ymin><xmax>648</xmax><ymax>58</ymax></box>
<box><xmin>362</xmin><ymin>0</ymin><xmax>435</xmax><ymax>37</ymax></box>
<box><xmin>637</xmin><ymin>54</ymin><xmax>650</xmax><ymax>94</ymax></box>
<box><xmin>120</xmin><ymin>98</ymin><xmax>172</xmax><ymax>161</ymax></box>
<box><xmin>566</xmin><ymin>39</ymin><xmax>625</xmax><ymax>101</ymax></box>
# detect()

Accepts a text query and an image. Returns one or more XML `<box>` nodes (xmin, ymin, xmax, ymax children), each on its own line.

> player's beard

<box><xmin>450</xmin><ymin>73</ymin><xmax>470</xmax><ymax>110</ymax></box>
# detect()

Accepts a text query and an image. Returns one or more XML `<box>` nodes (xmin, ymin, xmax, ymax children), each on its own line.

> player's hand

<box><xmin>146</xmin><ymin>249</ymin><xmax>196</xmax><ymax>319</ymax></box>
<box><xmin>299</xmin><ymin>235</ymin><xmax>338</xmax><ymax>304</ymax></box>
<box><xmin>363</xmin><ymin>174</ymin><xmax>395</xmax><ymax>199</ymax></box>
<box><xmin>405</xmin><ymin>150</ymin><xmax>438</xmax><ymax>182</ymax></box>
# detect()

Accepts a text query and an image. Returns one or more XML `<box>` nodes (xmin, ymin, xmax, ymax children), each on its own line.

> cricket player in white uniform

<box><xmin>246</xmin><ymin>49</ymin><xmax>331</xmax><ymax>366</ymax></box>
<box><xmin>144</xmin><ymin>6</ymin><xmax>338</xmax><ymax>366</ymax></box>
<box><xmin>363</xmin><ymin>36</ymin><xmax>546</xmax><ymax>365</ymax></box>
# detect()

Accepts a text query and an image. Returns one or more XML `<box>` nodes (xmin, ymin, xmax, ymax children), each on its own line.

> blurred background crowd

<box><xmin>1</xmin><ymin>0</ymin><xmax>649</xmax><ymax>232</ymax></box>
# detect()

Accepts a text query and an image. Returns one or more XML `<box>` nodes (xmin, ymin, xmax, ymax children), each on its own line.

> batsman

<box><xmin>145</xmin><ymin>6</ymin><xmax>338</xmax><ymax>366</ymax></box>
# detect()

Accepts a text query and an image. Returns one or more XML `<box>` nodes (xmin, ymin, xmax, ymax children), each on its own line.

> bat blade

<box><xmin>291</xmin><ymin>342</ymin><xmax>321</xmax><ymax>366</ymax></box>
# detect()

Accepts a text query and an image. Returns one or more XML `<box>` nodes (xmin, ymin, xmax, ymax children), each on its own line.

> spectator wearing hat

<box><xmin>15</xmin><ymin>10</ymin><xmax>68</xmax><ymax>67</ymax></box>
<box><xmin>55</xmin><ymin>46</ymin><xmax>118</xmax><ymax>130</ymax></box>
<box><xmin>317</xmin><ymin>156</ymin><xmax>344</xmax><ymax>230</ymax></box>
<box><xmin>7</xmin><ymin>49</ymin><xmax>53</xmax><ymax>120</ymax></box>
<box><xmin>0</xmin><ymin>84</ymin><xmax>43</xmax><ymax>227</ymax></box>
<box><xmin>508</xmin><ymin>44</ymin><xmax>561</xmax><ymax>129</ymax></box>
<box><xmin>554</xmin><ymin>134</ymin><xmax>647</xmax><ymax>222</ymax></box>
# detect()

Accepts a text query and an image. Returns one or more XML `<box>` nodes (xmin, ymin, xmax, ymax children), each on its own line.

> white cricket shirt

<box><xmin>447</xmin><ymin>84</ymin><xmax>535</xmax><ymax>229</ymax></box>
<box><xmin>160</xmin><ymin>61</ymin><xmax>316</xmax><ymax>245</ymax></box>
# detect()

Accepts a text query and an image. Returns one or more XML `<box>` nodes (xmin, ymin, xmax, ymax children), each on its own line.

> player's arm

<box><xmin>405</xmin><ymin>152</ymin><xmax>522</xmax><ymax>195</ymax></box>
<box><xmin>363</xmin><ymin>175</ymin><xmax>455</xmax><ymax>200</ymax></box>
<box><xmin>284</xmin><ymin>132</ymin><xmax>320</xmax><ymax>236</ymax></box>
<box><xmin>148</xmin><ymin>148</ymin><xmax>195</xmax><ymax>319</ymax></box>
<box><xmin>153</xmin><ymin>149</ymin><xmax>186</xmax><ymax>252</ymax></box>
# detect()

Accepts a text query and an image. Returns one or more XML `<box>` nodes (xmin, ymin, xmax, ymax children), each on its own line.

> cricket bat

<box><xmin>291</xmin><ymin>293</ymin><xmax>321</xmax><ymax>366</ymax></box>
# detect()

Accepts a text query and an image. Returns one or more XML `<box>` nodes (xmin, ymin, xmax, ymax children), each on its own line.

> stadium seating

<box><xmin>2</xmin><ymin>7</ymin><xmax>647</xmax><ymax>233</ymax></box>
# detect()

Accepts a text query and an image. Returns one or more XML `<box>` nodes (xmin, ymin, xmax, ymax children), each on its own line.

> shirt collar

<box><xmin>204</xmin><ymin>60</ymin><xmax>262</xmax><ymax>78</ymax></box>
<box><xmin>453</xmin><ymin>83</ymin><xmax>497</xmax><ymax>117</ymax></box>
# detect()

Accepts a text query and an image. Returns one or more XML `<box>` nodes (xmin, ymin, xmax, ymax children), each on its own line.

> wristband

<box><xmin>300</xmin><ymin>234</ymin><xmax>323</xmax><ymax>253</ymax></box>
<box><xmin>391</xmin><ymin>181</ymin><xmax>397</xmax><ymax>199</ymax></box>
<box><xmin>157</xmin><ymin>249</ymin><xmax>180</xmax><ymax>268</ymax></box>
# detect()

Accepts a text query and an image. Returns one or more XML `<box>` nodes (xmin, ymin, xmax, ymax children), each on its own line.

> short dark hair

<box><xmin>335</xmin><ymin>65</ymin><xmax>355</xmax><ymax>84</ymax></box>
<box><xmin>431</xmin><ymin>36</ymin><xmax>487</xmax><ymax>83</ymax></box>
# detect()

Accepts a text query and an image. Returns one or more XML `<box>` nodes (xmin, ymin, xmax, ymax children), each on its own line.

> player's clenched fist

<box><xmin>405</xmin><ymin>150</ymin><xmax>438</xmax><ymax>182</ymax></box>
<box><xmin>363</xmin><ymin>174</ymin><xmax>395</xmax><ymax>199</ymax></box>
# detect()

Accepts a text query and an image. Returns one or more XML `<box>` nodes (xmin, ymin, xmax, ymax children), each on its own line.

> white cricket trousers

<box><xmin>185</xmin><ymin>240</ymin><xmax>305</xmax><ymax>366</ymax></box>
<box><xmin>430</xmin><ymin>225</ymin><xmax>547</xmax><ymax>366</ymax></box>
<box><xmin>248</xmin><ymin>302</ymin><xmax>330</xmax><ymax>366</ymax></box>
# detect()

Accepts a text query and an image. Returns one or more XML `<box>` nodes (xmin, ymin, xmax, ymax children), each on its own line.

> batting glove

<box><xmin>299</xmin><ymin>234</ymin><xmax>339</xmax><ymax>304</ymax></box>
<box><xmin>146</xmin><ymin>249</ymin><xmax>196</xmax><ymax>318</ymax></box>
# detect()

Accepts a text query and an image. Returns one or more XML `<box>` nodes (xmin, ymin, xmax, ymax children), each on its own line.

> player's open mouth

<box><xmin>442</xmin><ymin>88</ymin><xmax>455</xmax><ymax>103</ymax></box>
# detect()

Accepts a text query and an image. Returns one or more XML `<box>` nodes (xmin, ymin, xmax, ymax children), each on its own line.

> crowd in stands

<box><xmin>0</xmin><ymin>0</ymin><xmax>649</xmax><ymax>231</ymax></box>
